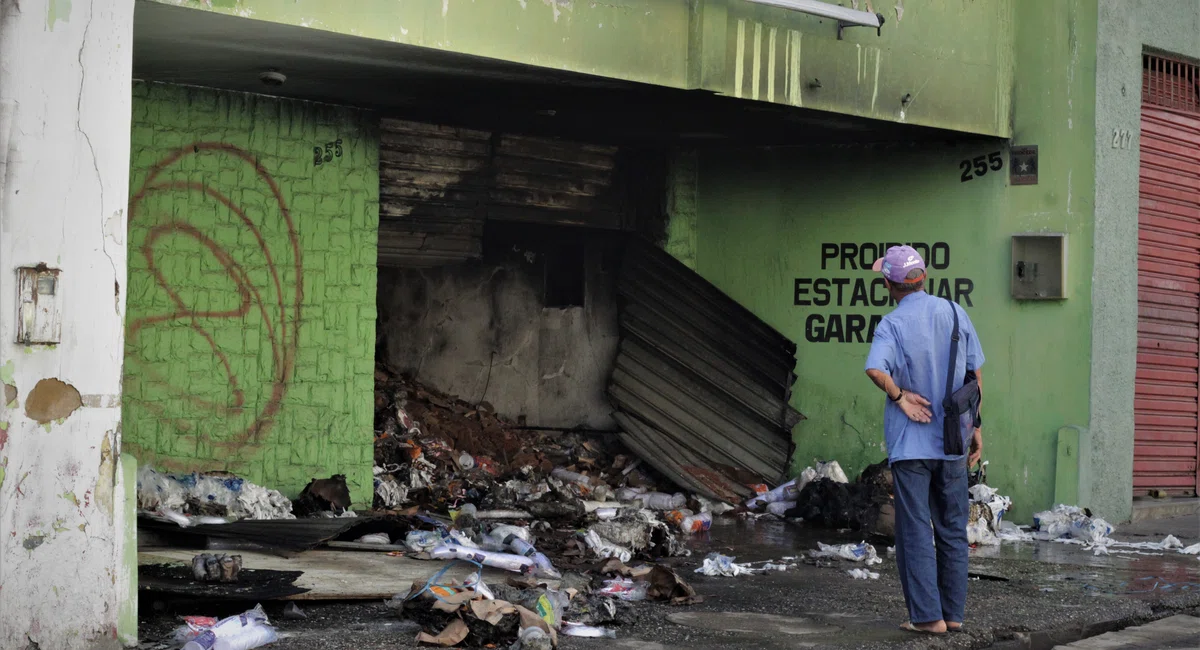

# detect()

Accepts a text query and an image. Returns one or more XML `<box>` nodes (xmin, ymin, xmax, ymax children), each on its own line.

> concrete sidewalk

<box><xmin>139</xmin><ymin>515</ymin><xmax>1200</xmax><ymax>649</ymax></box>
<box><xmin>1055</xmin><ymin>615</ymin><xmax>1200</xmax><ymax>649</ymax></box>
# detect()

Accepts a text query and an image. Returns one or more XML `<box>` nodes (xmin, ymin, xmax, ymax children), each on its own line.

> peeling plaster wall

<box><xmin>377</xmin><ymin>246</ymin><xmax>619</xmax><ymax>430</ymax></box>
<box><xmin>0</xmin><ymin>0</ymin><xmax>134</xmax><ymax>648</ymax></box>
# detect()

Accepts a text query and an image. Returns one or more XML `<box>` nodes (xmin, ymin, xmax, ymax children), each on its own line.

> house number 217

<box><xmin>1112</xmin><ymin>129</ymin><xmax>1133</xmax><ymax>149</ymax></box>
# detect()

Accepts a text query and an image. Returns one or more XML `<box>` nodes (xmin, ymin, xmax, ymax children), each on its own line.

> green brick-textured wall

<box><xmin>123</xmin><ymin>82</ymin><xmax>379</xmax><ymax>506</ymax></box>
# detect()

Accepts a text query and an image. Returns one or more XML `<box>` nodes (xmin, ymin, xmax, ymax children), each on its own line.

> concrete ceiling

<box><xmin>132</xmin><ymin>1</ymin><xmax>982</xmax><ymax>147</ymax></box>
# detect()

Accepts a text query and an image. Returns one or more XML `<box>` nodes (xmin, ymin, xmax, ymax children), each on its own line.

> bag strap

<box><xmin>944</xmin><ymin>298</ymin><xmax>960</xmax><ymax>408</ymax></box>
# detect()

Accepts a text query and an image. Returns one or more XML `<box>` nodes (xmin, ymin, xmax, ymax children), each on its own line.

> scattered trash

<box><xmin>190</xmin><ymin>553</ymin><xmax>242</xmax><ymax>583</ymax></box>
<box><xmin>406</xmin><ymin>530</ymin><xmax>446</xmax><ymax>554</ymax></box>
<box><xmin>695</xmin><ymin>552</ymin><xmax>754</xmax><ymax>577</ymax></box>
<box><xmin>397</xmin><ymin>562</ymin><xmax>560</xmax><ymax>649</ymax></box>
<box><xmin>816</xmin><ymin>460</ymin><xmax>851</xmax><ymax>483</ymax></box>
<box><xmin>967</xmin><ymin>483</ymin><xmax>1012</xmax><ymax>546</ymax></box>
<box><xmin>293</xmin><ymin>475</ymin><xmax>353</xmax><ymax>517</ymax></box>
<box><xmin>811</xmin><ymin>542</ymin><xmax>882</xmax><ymax>566</ymax></box>
<box><xmin>1183</xmin><ymin>542</ymin><xmax>1200</xmax><ymax>555</ymax></box>
<box><xmin>765</xmin><ymin>501</ymin><xmax>797</xmax><ymax>517</ymax></box>
<box><xmin>170</xmin><ymin>616</ymin><xmax>219</xmax><ymax>647</ymax></box>
<box><xmin>416</xmin><ymin>618</ymin><xmax>470</xmax><ymax>647</ymax></box>
<box><xmin>696</xmin><ymin>496</ymin><xmax>736</xmax><ymax>515</ymax></box>
<box><xmin>511</xmin><ymin>625</ymin><xmax>553</xmax><ymax>650</ymax></box>
<box><xmin>847</xmin><ymin>569</ymin><xmax>880</xmax><ymax>580</ymax></box>
<box><xmin>137</xmin><ymin>467</ymin><xmax>293</xmax><ymax>524</ymax></box>
<box><xmin>745</xmin><ymin>479</ymin><xmax>802</xmax><ymax>510</ymax></box>
<box><xmin>645</xmin><ymin>565</ymin><xmax>702</xmax><ymax>604</ymax></box>
<box><xmin>677</xmin><ymin>511</ymin><xmax>712</xmax><ymax>535</ymax></box>
<box><xmin>282</xmin><ymin>602</ymin><xmax>306</xmax><ymax>620</ymax></box>
<box><xmin>583</xmin><ymin>529</ymin><xmax>634</xmax><ymax>564</ymax></box>
<box><xmin>755</xmin><ymin>461</ymin><xmax>892</xmax><ymax>536</ymax></box>
<box><xmin>430</xmin><ymin>545</ymin><xmax>537</xmax><ymax>575</ymax></box>
<box><xmin>1033</xmin><ymin>505</ymin><xmax>1103</xmax><ymax>540</ymax></box>
<box><xmin>562</xmin><ymin>622</ymin><xmax>616</xmax><ymax>639</ymax></box>
<box><xmin>357</xmin><ymin>532</ymin><xmax>392</xmax><ymax>545</ymax></box>
<box><xmin>637</xmin><ymin>492</ymin><xmax>687</xmax><ymax>511</ymax></box>
<box><xmin>597</xmin><ymin>578</ymin><xmax>649</xmax><ymax>601</ymax></box>
<box><xmin>373</xmin><ymin>468</ymin><xmax>409</xmax><ymax>509</ymax></box>
<box><xmin>179</xmin><ymin>604</ymin><xmax>278</xmax><ymax>650</ymax></box>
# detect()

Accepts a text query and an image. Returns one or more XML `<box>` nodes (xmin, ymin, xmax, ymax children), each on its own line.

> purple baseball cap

<box><xmin>872</xmin><ymin>245</ymin><xmax>926</xmax><ymax>283</ymax></box>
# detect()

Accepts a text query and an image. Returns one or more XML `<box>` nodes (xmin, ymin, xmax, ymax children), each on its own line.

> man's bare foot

<box><xmin>899</xmin><ymin>620</ymin><xmax>947</xmax><ymax>634</ymax></box>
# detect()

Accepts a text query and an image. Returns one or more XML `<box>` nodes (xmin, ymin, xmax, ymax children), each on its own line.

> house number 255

<box><xmin>314</xmin><ymin>139</ymin><xmax>344</xmax><ymax>166</ymax></box>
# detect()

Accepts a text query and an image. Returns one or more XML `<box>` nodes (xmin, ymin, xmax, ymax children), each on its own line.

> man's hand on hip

<box><xmin>898</xmin><ymin>391</ymin><xmax>932</xmax><ymax>423</ymax></box>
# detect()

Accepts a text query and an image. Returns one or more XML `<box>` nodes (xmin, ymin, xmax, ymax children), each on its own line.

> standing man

<box><xmin>864</xmin><ymin>245</ymin><xmax>984</xmax><ymax>635</ymax></box>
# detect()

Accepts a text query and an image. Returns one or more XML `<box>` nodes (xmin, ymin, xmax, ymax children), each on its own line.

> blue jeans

<box><xmin>892</xmin><ymin>458</ymin><xmax>970</xmax><ymax>624</ymax></box>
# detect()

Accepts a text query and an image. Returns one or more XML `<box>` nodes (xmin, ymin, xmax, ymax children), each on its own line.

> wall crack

<box><xmin>75</xmin><ymin>0</ymin><xmax>120</xmax><ymax>318</ymax></box>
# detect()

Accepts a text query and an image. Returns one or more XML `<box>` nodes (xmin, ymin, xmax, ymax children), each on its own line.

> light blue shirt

<box><xmin>865</xmin><ymin>291</ymin><xmax>985</xmax><ymax>463</ymax></box>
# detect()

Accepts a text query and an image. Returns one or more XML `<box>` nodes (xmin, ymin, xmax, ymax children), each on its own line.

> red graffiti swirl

<box><xmin>127</xmin><ymin>143</ymin><xmax>303</xmax><ymax>453</ymax></box>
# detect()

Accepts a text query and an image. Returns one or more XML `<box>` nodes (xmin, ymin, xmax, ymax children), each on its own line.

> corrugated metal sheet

<box><xmin>379</xmin><ymin>119</ymin><xmax>622</xmax><ymax>268</ymax></box>
<box><xmin>138</xmin><ymin>515</ymin><xmax>406</xmax><ymax>553</ymax></box>
<box><xmin>1144</xmin><ymin>53</ymin><xmax>1200</xmax><ymax>115</ymax></box>
<box><xmin>1134</xmin><ymin>57</ymin><xmax>1200</xmax><ymax>497</ymax></box>
<box><xmin>609</xmin><ymin>239</ymin><xmax>802</xmax><ymax>503</ymax></box>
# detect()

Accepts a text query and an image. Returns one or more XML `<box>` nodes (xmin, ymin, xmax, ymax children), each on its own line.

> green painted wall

<box><xmin>1091</xmin><ymin>1</ymin><xmax>1200</xmax><ymax>523</ymax></box>
<box><xmin>680</xmin><ymin>0</ymin><xmax>1096</xmax><ymax>522</ymax></box>
<box><xmin>714</xmin><ymin>0</ymin><xmax>1013</xmax><ymax>136</ymax></box>
<box><xmin>149</xmin><ymin>0</ymin><xmax>1013</xmax><ymax>137</ymax></box>
<box><xmin>123</xmin><ymin>83</ymin><xmax>380</xmax><ymax>506</ymax></box>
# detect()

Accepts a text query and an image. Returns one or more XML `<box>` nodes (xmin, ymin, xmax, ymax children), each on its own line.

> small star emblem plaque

<box><xmin>1010</xmin><ymin>145</ymin><xmax>1038</xmax><ymax>185</ymax></box>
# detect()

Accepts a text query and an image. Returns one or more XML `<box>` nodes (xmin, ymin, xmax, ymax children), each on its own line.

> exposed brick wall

<box><xmin>124</xmin><ymin>83</ymin><xmax>379</xmax><ymax>505</ymax></box>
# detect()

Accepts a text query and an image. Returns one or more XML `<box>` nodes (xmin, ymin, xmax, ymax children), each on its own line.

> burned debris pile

<box><xmin>370</xmin><ymin>366</ymin><xmax>689</xmax><ymax>523</ymax></box>
<box><xmin>738</xmin><ymin>460</ymin><xmax>896</xmax><ymax>538</ymax></box>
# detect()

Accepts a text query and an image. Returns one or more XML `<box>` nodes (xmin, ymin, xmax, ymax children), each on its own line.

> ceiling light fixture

<box><xmin>744</xmin><ymin>0</ymin><xmax>884</xmax><ymax>39</ymax></box>
<box><xmin>259</xmin><ymin>69</ymin><xmax>287</xmax><ymax>87</ymax></box>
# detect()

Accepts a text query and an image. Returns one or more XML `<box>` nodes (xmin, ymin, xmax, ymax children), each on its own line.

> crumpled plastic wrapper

<box><xmin>137</xmin><ymin>466</ymin><xmax>293</xmax><ymax>522</ymax></box>
<box><xmin>695</xmin><ymin>552</ymin><xmax>753</xmax><ymax>577</ymax></box>
<box><xmin>810</xmin><ymin>542</ymin><xmax>882</xmax><ymax>566</ymax></box>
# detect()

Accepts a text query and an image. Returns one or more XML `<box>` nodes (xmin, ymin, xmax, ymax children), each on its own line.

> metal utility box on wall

<box><xmin>16</xmin><ymin>265</ymin><xmax>63</xmax><ymax>344</ymax></box>
<box><xmin>1011</xmin><ymin>233</ymin><xmax>1066</xmax><ymax>300</ymax></box>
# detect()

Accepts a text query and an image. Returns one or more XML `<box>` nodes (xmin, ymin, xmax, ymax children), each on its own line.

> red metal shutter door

<box><xmin>1135</xmin><ymin>59</ymin><xmax>1200</xmax><ymax>497</ymax></box>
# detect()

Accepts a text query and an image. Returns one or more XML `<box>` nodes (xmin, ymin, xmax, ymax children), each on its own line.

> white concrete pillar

<box><xmin>0</xmin><ymin>0</ymin><xmax>135</xmax><ymax>648</ymax></box>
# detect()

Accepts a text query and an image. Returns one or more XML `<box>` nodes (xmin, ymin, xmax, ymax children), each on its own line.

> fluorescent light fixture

<box><xmin>744</xmin><ymin>0</ymin><xmax>884</xmax><ymax>38</ymax></box>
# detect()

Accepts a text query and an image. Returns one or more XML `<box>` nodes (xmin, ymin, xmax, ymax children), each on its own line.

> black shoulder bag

<box><xmin>942</xmin><ymin>299</ymin><xmax>981</xmax><ymax>456</ymax></box>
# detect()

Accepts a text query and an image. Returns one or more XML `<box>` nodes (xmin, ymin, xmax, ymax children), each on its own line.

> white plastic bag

<box><xmin>745</xmin><ymin>479</ymin><xmax>800</xmax><ymax>509</ymax></box>
<box><xmin>694</xmin><ymin>552</ymin><xmax>753</xmax><ymax>577</ymax></box>
<box><xmin>815</xmin><ymin>460</ymin><xmax>849</xmax><ymax>484</ymax></box>
<box><xmin>582</xmin><ymin>529</ymin><xmax>633</xmax><ymax>563</ymax></box>
<box><xmin>765</xmin><ymin>501</ymin><xmax>797</xmax><ymax>517</ymax></box>
<box><xmin>1070</xmin><ymin>517</ymin><xmax>1114</xmax><ymax>545</ymax></box>
<box><xmin>405</xmin><ymin>530</ymin><xmax>444</xmax><ymax>553</ymax></box>
<box><xmin>181</xmin><ymin>605</ymin><xmax>277</xmax><ymax>650</ymax></box>
<box><xmin>563</xmin><ymin>622</ymin><xmax>616</xmax><ymax>639</ymax></box>
<box><xmin>812</xmin><ymin>542</ymin><xmax>882</xmax><ymax>566</ymax></box>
